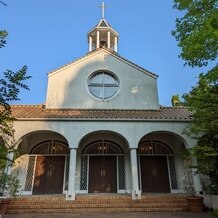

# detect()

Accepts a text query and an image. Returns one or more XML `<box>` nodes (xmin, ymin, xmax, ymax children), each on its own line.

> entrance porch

<box><xmin>11</xmin><ymin>130</ymin><xmax>202</xmax><ymax>200</ymax></box>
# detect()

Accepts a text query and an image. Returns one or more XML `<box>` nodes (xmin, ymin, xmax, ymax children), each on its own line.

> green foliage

<box><xmin>183</xmin><ymin>69</ymin><xmax>218</xmax><ymax>136</ymax></box>
<box><xmin>182</xmin><ymin>69</ymin><xmax>218</xmax><ymax>194</ymax></box>
<box><xmin>0</xmin><ymin>66</ymin><xmax>31</xmax><ymax>104</ymax></box>
<box><xmin>172</xmin><ymin>0</ymin><xmax>218</xmax><ymax>68</ymax></box>
<box><xmin>171</xmin><ymin>94</ymin><xmax>186</xmax><ymax>106</ymax></box>
<box><xmin>0</xmin><ymin>30</ymin><xmax>7</xmax><ymax>48</ymax></box>
<box><xmin>0</xmin><ymin>64</ymin><xmax>31</xmax><ymax>171</ymax></box>
<box><xmin>171</xmin><ymin>95</ymin><xmax>180</xmax><ymax>106</ymax></box>
<box><xmin>173</xmin><ymin>0</ymin><xmax>218</xmax><ymax>194</ymax></box>
<box><xmin>0</xmin><ymin>173</ymin><xmax>20</xmax><ymax>197</ymax></box>
<box><xmin>0</xmin><ymin>140</ymin><xmax>8</xmax><ymax>170</ymax></box>
<box><xmin>210</xmin><ymin>210</ymin><xmax>218</xmax><ymax>217</ymax></box>
<box><xmin>180</xmin><ymin>149</ymin><xmax>197</xmax><ymax>195</ymax></box>
<box><xmin>0</xmin><ymin>9</ymin><xmax>31</xmax><ymax>197</ymax></box>
<box><xmin>0</xmin><ymin>30</ymin><xmax>31</xmax><ymax>165</ymax></box>
<box><xmin>0</xmin><ymin>66</ymin><xmax>31</xmax><ymax>140</ymax></box>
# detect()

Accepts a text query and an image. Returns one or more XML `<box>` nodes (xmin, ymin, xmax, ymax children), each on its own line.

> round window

<box><xmin>88</xmin><ymin>71</ymin><xmax>119</xmax><ymax>100</ymax></box>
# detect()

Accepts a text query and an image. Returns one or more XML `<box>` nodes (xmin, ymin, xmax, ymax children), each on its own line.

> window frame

<box><xmin>88</xmin><ymin>71</ymin><xmax>120</xmax><ymax>101</ymax></box>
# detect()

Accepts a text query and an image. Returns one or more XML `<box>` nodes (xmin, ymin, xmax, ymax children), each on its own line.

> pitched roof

<box><xmin>11</xmin><ymin>105</ymin><xmax>192</xmax><ymax>121</ymax></box>
<box><xmin>87</xmin><ymin>18</ymin><xmax>119</xmax><ymax>36</ymax></box>
<box><xmin>98</xmin><ymin>19</ymin><xmax>110</xmax><ymax>27</ymax></box>
<box><xmin>48</xmin><ymin>48</ymin><xmax>158</xmax><ymax>78</ymax></box>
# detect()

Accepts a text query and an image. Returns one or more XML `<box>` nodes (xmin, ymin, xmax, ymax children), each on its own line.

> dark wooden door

<box><xmin>33</xmin><ymin>156</ymin><xmax>65</xmax><ymax>194</ymax></box>
<box><xmin>89</xmin><ymin>156</ymin><xmax>117</xmax><ymax>193</ymax></box>
<box><xmin>140</xmin><ymin>156</ymin><xmax>170</xmax><ymax>193</ymax></box>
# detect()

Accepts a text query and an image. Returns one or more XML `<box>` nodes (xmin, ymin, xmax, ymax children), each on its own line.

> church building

<box><xmin>9</xmin><ymin>2</ymin><xmax>202</xmax><ymax>201</ymax></box>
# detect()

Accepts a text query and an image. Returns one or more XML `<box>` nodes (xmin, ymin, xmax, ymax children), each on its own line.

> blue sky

<box><xmin>0</xmin><ymin>0</ymin><xmax>203</xmax><ymax>106</ymax></box>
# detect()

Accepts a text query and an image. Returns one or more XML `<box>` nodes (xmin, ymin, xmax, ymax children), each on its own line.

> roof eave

<box><xmin>47</xmin><ymin>49</ymin><xmax>158</xmax><ymax>78</ymax></box>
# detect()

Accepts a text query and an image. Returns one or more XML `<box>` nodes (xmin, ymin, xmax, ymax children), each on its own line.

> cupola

<box><xmin>88</xmin><ymin>1</ymin><xmax>119</xmax><ymax>52</ymax></box>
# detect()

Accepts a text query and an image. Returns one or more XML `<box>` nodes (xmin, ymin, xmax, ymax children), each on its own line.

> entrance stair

<box><xmin>6</xmin><ymin>194</ymin><xmax>190</xmax><ymax>214</ymax></box>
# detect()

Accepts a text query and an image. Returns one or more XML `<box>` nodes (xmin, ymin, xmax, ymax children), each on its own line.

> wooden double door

<box><xmin>140</xmin><ymin>156</ymin><xmax>170</xmax><ymax>193</ymax></box>
<box><xmin>33</xmin><ymin>156</ymin><xmax>65</xmax><ymax>195</ymax></box>
<box><xmin>89</xmin><ymin>156</ymin><xmax>117</xmax><ymax>193</ymax></box>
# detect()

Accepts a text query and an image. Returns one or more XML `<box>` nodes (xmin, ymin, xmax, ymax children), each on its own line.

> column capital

<box><xmin>70</xmin><ymin>147</ymin><xmax>78</xmax><ymax>150</ymax></box>
<box><xmin>129</xmin><ymin>147</ymin><xmax>137</xmax><ymax>150</ymax></box>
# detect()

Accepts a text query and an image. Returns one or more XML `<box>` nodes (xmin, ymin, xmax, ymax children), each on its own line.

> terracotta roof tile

<box><xmin>10</xmin><ymin>105</ymin><xmax>192</xmax><ymax>121</ymax></box>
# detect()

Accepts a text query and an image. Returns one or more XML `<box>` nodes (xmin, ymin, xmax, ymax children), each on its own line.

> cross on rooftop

<box><xmin>99</xmin><ymin>1</ymin><xmax>108</xmax><ymax>19</ymax></box>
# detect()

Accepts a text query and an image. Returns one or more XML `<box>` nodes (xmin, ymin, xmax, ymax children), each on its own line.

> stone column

<box><xmin>114</xmin><ymin>36</ymin><xmax>118</xmax><ymax>52</ymax></box>
<box><xmin>66</xmin><ymin>148</ymin><xmax>77</xmax><ymax>200</ymax></box>
<box><xmin>107</xmin><ymin>31</ymin><xmax>111</xmax><ymax>49</ymax></box>
<box><xmin>4</xmin><ymin>150</ymin><xmax>14</xmax><ymax>175</ymax></box>
<box><xmin>89</xmin><ymin>36</ymin><xmax>92</xmax><ymax>52</ymax></box>
<box><xmin>130</xmin><ymin>148</ymin><xmax>141</xmax><ymax>200</ymax></box>
<box><xmin>96</xmin><ymin>31</ymin><xmax>100</xmax><ymax>49</ymax></box>
<box><xmin>191</xmin><ymin>157</ymin><xmax>202</xmax><ymax>194</ymax></box>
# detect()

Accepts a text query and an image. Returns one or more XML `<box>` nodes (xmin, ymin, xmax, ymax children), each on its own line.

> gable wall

<box><xmin>46</xmin><ymin>51</ymin><xmax>159</xmax><ymax>109</ymax></box>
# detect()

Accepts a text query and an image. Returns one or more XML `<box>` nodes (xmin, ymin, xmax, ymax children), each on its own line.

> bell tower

<box><xmin>88</xmin><ymin>1</ymin><xmax>119</xmax><ymax>52</ymax></box>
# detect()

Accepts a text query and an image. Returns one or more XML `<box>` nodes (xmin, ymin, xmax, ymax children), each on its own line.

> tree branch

<box><xmin>0</xmin><ymin>1</ymin><xmax>7</xmax><ymax>6</ymax></box>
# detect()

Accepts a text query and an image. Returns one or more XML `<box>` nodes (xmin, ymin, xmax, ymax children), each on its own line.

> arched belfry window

<box><xmin>83</xmin><ymin>140</ymin><xmax>123</xmax><ymax>155</ymax></box>
<box><xmin>31</xmin><ymin>140</ymin><xmax>70</xmax><ymax>155</ymax></box>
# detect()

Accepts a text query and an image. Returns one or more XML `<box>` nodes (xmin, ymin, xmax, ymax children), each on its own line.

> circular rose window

<box><xmin>88</xmin><ymin>71</ymin><xmax>119</xmax><ymax>100</ymax></box>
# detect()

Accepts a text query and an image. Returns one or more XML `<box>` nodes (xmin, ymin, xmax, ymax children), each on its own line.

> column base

<box><xmin>66</xmin><ymin>191</ymin><xmax>76</xmax><ymax>201</ymax></box>
<box><xmin>131</xmin><ymin>190</ymin><xmax>141</xmax><ymax>200</ymax></box>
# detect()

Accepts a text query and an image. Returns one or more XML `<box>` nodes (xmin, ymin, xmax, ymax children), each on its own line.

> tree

<box><xmin>0</xmin><ymin>30</ymin><xmax>31</xmax><ymax>197</ymax></box>
<box><xmin>0</xmin><ymin>30</ymin><xmax>7</xmax><ymax>48</ymax></box>
<box><xmin>184</xmin><ymin>72</ymin><xmax>218</xmax><ymax>193</ymax></box>
<box><xmin>171</xmin><ymin>95</ymin><xmax>184</xmax><ymax>106</ymax></box>
<box><xmin>0</xmin><ymin>30</ymin><xmax>31</xmax><ymax>171</ymax></box>
<box><xmin>0</xmin><ymin>1</ymin><xmax>7</xmax><ymax>6</ymax></box>
<box><xmin>172</xmin><ymin>0</ymin><xmax>218</xmax><ymax>68</ymax></box>
<box><xmin>172</xmin><ymin>0</ymin><xmax>218</xmax><ymax>193</ymax></box>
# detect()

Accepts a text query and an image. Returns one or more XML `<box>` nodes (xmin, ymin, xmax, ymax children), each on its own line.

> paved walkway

<box><xmin>1</xmin><ymin>212</ymin><xmax>214</xmax><ymax>218</ymax></box>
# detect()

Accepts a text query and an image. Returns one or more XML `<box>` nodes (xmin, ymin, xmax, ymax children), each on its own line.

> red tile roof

<box><xmin>11</xmin><ymin>105</ymin><xmax>192</xmax><ymax>121</ymax></box>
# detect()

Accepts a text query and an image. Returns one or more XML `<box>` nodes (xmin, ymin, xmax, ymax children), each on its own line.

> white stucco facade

<box><xmin>9</xmin><ymin>15</ymin><xmax>202</xmax><ymax>200</ymax></box>
<box><xmin>46</xmin><ymin>50</ymin><xmax>159</xmax><ymax>110</ymax></box>
<box><xmin>13</xmin><ymin>120</ymin><xmax>193</xmax><ymax>150</ymax></box>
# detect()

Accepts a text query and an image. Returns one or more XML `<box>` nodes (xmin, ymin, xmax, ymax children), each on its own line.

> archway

<box><xmin>137</xmin><ymin>131</ymin><xmax>185</xmax><ymax>193</ymax></box>
<box><xmin>31</xmin><ymin>140</ymin><xmax>69</xmax><ymax>195</ymax></box>
<box><xmin>79</xmin><ymin>131</ymin><xmax>128</xmax><ymax>194</ymax></box>
<box><xmin>15</xmin><ymin>131</ymin><xmax>70</xmax><ymax>195</ymax></box>
<box><xmin>138</xmin><ymin>140</ymin><xmax>173</xmax><ymax>193</ymax></box>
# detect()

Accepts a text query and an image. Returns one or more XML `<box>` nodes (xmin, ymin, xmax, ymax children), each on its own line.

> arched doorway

<box><xmin>28</xmin><ymin>140</ymin><xmax>70</xmax><ymax>195</ymax></box>
<box><xmin>138</xmin><ymin>140</ymin><xmax>177</xmax><ymax>193</ymax></box>
<box><xmin>80</xmin><ymin>139</ymin><xmax>125</xmax><ymax>193</ymax></box>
